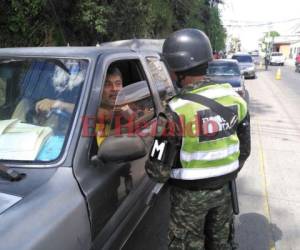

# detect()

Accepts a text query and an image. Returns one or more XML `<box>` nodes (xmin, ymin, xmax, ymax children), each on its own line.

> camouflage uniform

<box><xmin>168</xmin><ymin>185</ymin><xmax>235</xmax><ymax>250</ymax></box>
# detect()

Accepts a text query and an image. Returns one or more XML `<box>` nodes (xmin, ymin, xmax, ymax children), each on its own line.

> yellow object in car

<box><xmin>95</xmin><ymin>123</ymin><xmax>110</xmax><ymax>146</ymax></box>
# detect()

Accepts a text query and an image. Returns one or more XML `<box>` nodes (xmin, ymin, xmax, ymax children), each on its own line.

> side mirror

<box><xmin>98</xmin><ymin>135</ymin><xmax>147</xmax><ymax>163</ymax></box>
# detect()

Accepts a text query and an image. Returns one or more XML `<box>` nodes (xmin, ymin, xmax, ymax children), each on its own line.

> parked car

<box><xmin>207</xmin><ymin>59</ymin><xmax>248</xmax><ymax>101</ymax></box>
<box><xmin>232</xmin><ymin>53</ymin><xmax>256</xmax><ymax>79</ymax></box>
<box><xmin>269</xmin><ymin>52</ymin><xmax>285</xmax><ymax>66</ymax></box>
<box><xmin>0</xmin><ymin>45</ymin><xmax>176</xmax><ymax>250</ymax></box>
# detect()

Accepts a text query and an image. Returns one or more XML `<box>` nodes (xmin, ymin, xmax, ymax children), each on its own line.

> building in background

<box><xmin>271</xmin><ymin>36</ymin><xmax>300</xmax><ymax>61</ymax></box>
<box><xmin>289</xmin><ymin>41</ymin><xmax>300</xmax><ymax>60</ymax></box>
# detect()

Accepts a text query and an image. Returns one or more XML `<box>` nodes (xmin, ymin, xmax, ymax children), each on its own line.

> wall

<box><xmin>279</xmin><ymin>45</ymin><xmax>291</xmax><ymax>59</ymax></box>
<box><xmin>289</xmin><ymin>41</ymin><xmax>300</xmax><ymax>59</ymax></box>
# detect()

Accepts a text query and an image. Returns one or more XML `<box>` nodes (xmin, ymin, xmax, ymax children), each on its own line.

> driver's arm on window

<box><xmin>35</xmin><ymin>98</ymin><xmax>75</xmax><ymax>114</ymax></box>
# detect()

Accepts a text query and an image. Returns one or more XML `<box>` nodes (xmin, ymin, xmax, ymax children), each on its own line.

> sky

<box><xmin>220</xmin><ymin>0</ymin><xmax>300</xmax><ymax>51</ymax></box>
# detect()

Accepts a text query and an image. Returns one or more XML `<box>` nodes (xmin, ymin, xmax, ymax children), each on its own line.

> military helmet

<box><xmin>162</xmin><ymin>28</ymin><xmax>213</xmax><ymax>73</ymax></box>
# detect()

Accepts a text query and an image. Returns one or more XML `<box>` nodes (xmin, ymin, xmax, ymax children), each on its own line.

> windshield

<box><xmin>207</xmin><ymin>63</ymin><xmax>240</xmax><ymax>76</ymax></box>
<box><xmin>272</xmin><ymin>53</ymin><xmax>283</xmax><ymax>56</ymax></box>
<box><xmin>0</xmin><ymin>58</ymin><xmax>87</xmax><ymax>162</ymax></box>
<box><xmin>232</xmin><ymin>55</ymin><xmax>253</xmax><ymax>63</ymax></box>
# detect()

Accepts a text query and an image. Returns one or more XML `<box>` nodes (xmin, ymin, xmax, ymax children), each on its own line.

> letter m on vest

<box><xmin>150</xmin><ymin>140</ymin><xmax>167</xmax><ymax>161</ymax></box>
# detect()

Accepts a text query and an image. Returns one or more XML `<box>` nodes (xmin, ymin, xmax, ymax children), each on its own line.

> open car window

<box><xmin>0</xmin><ymin>58</ymin><xmax>88</xmax><ymax>162</ymax></box>
<box><xmin>95</xmin><ymin>60</ymin><xmax>155</xmax><ymax>147</ymax></box>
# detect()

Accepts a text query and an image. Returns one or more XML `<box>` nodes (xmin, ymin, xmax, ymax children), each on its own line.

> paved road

<box><xmin>124</xmin><ymin>65</ymin><xmax>300</xmax><ymax>250</ymax></box>
<box><xmin>236</xmin><ymin>65</ymin><xmax>300</xmax><ymax>250</ymax></box>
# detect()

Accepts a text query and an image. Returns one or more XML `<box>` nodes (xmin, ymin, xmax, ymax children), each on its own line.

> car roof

<box><xmin>101</xmin><ymin>39</ymin><xmax>165</xmax><ymax>53</ymax></box>
<box><xmin>0</xmin><ymin>46</ymin><xmax>147</xmax><ymax>59</ymax></box>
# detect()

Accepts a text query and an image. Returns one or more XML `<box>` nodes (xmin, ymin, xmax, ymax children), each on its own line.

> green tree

<box><xmin>260</xmin><ymin>30</ymin><xmax>280</xmax><ymax>52</ymax></box>
<box><xmin>170</xmin><ymin>0</ymin><xmax>226</xmax><ymax>51</ymax></box>
<box><xmin>0</xmin><ymin>0</ymin><xmax>227</xmax><ymax>48</ymax></box>
<box><xmin>170</xmin><ymin>0</ymin><xmax>206</xmax><ymax>31</ymax></box>
<box><xmin>146</xmin><ymin>0</ymin><xmax>174</xmax><ymax>38</ymax></box>
<box><xmin>205</xmin><ymin>5</ymin><xmax>226</xmax><ymax>51</ymax></box>
<box><xmin>228</xmin><ymin>36</ymin><xmax>241</xmax><ymax>53</ymax></box>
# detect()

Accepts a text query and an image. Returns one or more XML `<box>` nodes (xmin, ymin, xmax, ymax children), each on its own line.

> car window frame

<box><xmin>98</xmin><ymin>59</ymin><xmax>157</xmax><ymax>137</ymax></box>
<box><xmin>84</xmin><ymin>52</ymin><xmax>161</xmax><ymax>159</ymax></box>
<box><xmin>145</xmin><ymin>56</ymin><xmax>176</xmax><ymax>106</ymax></box>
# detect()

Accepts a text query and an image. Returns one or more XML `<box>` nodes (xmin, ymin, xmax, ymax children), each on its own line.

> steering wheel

<box><xmin>26</xmin><ymin>107</ymin><xmax>71</xmax><ymax>122</ymax></box>
<box><xmin>46</xmin><ymin>108</ymin><xmax>72</xmax><ymax>120</ymax></box>
<box><xmin>25</xmin><ymin>107</ymin><xmax>72</xmax><ymax>134</ymax></box>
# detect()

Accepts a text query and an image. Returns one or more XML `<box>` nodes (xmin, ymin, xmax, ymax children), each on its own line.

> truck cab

<box><xmin>0</xmin><ymin>46</ymin><xmax>175</xmax><ymax>250</ymax></box>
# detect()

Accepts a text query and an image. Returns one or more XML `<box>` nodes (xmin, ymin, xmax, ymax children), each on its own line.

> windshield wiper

<box><xmin>0</xmin><ymin>164</ymin><xmax>26</xmax><ymax>182</ymax></box>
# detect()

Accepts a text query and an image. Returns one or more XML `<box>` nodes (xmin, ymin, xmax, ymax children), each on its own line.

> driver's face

<box><xmin>102</xmin><ymin>74</ymin><xmax>123</xmax><ymax>106</ymax></box>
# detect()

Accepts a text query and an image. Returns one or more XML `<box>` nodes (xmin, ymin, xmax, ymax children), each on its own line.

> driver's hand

<box><xmin>35</xmin><ymin>99</ymin><xmax>58</xmax><ymax>114</ymax></box>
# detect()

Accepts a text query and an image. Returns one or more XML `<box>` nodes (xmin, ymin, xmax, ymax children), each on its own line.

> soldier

<box><xmin>146</xmin><ymin>28</ymin><xmax>251</xmax><ymax>249</ymax></box>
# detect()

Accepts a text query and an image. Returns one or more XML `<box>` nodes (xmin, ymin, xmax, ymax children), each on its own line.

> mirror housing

<box><xmin>97</xmin><ymin>135</ymin><xmax>147</xmax><ymax>163</ymax></box>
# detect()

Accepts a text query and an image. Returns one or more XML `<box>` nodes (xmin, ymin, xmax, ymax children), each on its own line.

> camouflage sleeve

<box><xmin>145</xmin><ymin>107</ymin><xmax>181</xmax><ymax>183</ymax></box>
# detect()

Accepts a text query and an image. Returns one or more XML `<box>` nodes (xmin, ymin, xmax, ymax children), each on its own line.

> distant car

<box><xmin>270</xmin><ymin>52</ymin><xmax>285</xmax><ymax>66</ymax></box>
<box><xmin>232</xmin><ymin>53</ymin><xmax>256</xmax><ymax>79</ymax></box>
<box><xmin>207</xmin><ymin>59</ymin><xmax>247</xmax><ymax>100</ymax></box>
<box><xmin>250</xmin><ymin>53</ymin><xmax>260</xmax><ymax>65</ymax></box>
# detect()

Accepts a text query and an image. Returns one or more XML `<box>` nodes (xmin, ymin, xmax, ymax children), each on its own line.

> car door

<box><xmin>73</xmin><ymin>53</ymin><xmax>162</xmax><ymax>250</ymax></box>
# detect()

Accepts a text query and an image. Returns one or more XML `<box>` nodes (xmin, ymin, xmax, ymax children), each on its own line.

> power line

<box><xmin>223</xmin><ymin>18</ymin><xmax>300</xmax><ymax>27</ymax></box>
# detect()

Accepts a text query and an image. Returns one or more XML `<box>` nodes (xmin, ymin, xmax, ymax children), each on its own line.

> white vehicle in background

<box><xmin>270</xmin><ymin>52</ymin><xmax>285</xmax><ymax>66</ymax></box>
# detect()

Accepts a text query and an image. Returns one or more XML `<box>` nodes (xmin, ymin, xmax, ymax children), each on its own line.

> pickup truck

<box><xmin>269</xmin><ymin>52</ymin><xmax>285</xmax><ymax>66</ymax></box>
<box><xmin>0</xmin><ymin>45</ymin><xmax>175</xmax><ymax>250</ymax></box>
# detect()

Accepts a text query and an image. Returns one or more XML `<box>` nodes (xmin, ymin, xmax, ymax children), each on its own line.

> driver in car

<box><xmin>96</xmin><ymin>66</ymin><xmax>123</xmax><ymax>145</ymax></box>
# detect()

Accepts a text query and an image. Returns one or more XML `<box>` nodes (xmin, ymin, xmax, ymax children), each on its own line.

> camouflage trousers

<box><xmin>168</xmin><ymin>184</ymin><xmax>235</xmax><ymax>250</ymax></box>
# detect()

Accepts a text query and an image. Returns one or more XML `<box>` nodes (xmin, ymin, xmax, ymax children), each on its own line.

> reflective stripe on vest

<box><xmin>169</xmin><ymin>83</ymin><xmax>247</xmax><ymax>180</ymax></box>
<box><xmin>180</xmin><ymin>143</ymin><xmax>239</xmax><ymax>162</ymax></box>
<box><xmin>170</xmin><ymin>160</ymin><xmax>239</xmax><ymax>180</ymax></box>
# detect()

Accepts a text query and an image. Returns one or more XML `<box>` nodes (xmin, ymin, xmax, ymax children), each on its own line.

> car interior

<box><xmin>90</xmin><ymin>59</ymin><xmax>156</xmax><ymax>156</ymax></box>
